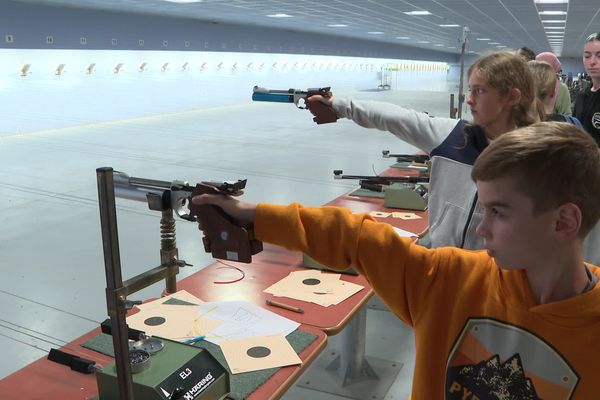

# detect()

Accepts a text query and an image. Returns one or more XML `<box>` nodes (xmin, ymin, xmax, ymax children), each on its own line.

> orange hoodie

<box><xmin>255</xmin><ymin>203</ymin><xmax>600</xmax><ymax>399</ymax></box>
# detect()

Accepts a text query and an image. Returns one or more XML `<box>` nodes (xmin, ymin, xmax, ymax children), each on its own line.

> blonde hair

<box><xmin>468</xmin><ymin>51</ymin><xmax>540</xmax><ymax>128</ymax></box>
<box><xmin>527</xmin><ymin>60</ymin><xmax>556</xmax><ymax>120</ymax></box>
<box><xmin>472</xmin><ymin>122</ymin><xmax>600</xmax><ymax>236</ymax></box>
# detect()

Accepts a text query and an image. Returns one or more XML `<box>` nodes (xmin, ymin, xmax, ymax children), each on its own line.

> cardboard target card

<box><xmin>220</xmin><ymin>334</ymin><xmax>301</xmax><ymax>374</ymax></box>
<box><xmin>264</xmin><ymin>270</ymin><xmax>364</xmax><ymax>307</ymax></box>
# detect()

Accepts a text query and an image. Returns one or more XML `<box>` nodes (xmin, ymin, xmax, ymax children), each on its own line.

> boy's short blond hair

<box><xmin>472</xmin><ymin>122</ymin><xmax>600</xmax><ymax>236</ymax></box>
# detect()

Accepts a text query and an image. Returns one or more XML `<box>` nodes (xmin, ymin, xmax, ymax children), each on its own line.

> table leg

<box><xmin>297</xmin><ymin>307</ymin><xmax>402</xmax><ymax>399</ymax></box>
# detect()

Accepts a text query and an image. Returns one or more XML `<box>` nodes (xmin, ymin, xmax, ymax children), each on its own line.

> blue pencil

<box><xmin>183</xmin><ymin>335</ymin><xmax>205</xmax><ymax>344</ymax></box>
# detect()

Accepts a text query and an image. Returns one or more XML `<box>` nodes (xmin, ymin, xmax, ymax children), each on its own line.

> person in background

<box><xmin>535</xmin><ymin>51</ymin><xmax>572</xmax><ymax>115</ymax></box>
<box><xmin>528</xmin><ymin>60</ymin><xmax>581</xmax><ymax>126</ymax></box>
<box><xmin>193</xmin><ymin>122</ymin><xmax>600</xmax><ymax>398</ymax></box>
<box><xmin>306</xmin><ymin>51</ymin><xmax>539</xmax><ymax>251</ymax></box>
<box><xmin>516</xmin><ymin>46</ymin><xmax>535</xmax><ymax>61</ymax></box>
<box><xmin>567</xmin><ymin>71</ymin><xmax>574</xmax><ymax>87</ymax></box>
<box><xmin>574</xmin><ymin>32</ymin><xmax>600</xmax><ymax>145</ymax></box>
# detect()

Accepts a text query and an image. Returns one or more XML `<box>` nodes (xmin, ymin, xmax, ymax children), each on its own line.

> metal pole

<box><xmin>96</xmin><ymin>167</ymin><xmax>135</xmax><ymax>400</ymax></box>
<box><xmin>457</xmin><ymin>26</ymin><xmax>470</xmax><ymax>119</ymax></box>
<box><xmin>339</xmin><ymin>307</ymin><xmax>377</xmax><ymax>386</ymax></box>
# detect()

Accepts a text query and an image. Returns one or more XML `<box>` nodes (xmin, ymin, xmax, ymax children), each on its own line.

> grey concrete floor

<box><xmin>0</xmin><ymin>88</ymin><xmax>459</xmax><ymax>399</ymax></box>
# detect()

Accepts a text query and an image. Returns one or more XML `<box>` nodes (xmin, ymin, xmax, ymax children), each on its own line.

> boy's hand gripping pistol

<box><xmin>252</xmin><ymin>86</ymin><xmax>338</xmax><ymax>124</ymax></box>
<box><xmin>187</xmin><ymin>180</ymin><xmax>263</xmax><ymax>263</ymax></box>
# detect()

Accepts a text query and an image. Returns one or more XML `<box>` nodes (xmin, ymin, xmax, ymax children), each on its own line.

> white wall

<box><xmin>0</xmin><ymin>49</ymin><xmax>452</xmax><ymax>136</ymax></box>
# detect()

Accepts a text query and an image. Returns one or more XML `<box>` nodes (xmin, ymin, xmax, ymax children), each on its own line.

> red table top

<box><xmin>176</xmin><ymin>243</ymin><xmax>372</xmax><ymax>336</ymax></box>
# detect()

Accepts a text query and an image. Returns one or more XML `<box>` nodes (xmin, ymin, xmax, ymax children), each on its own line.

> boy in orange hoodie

<box><xmin>193</xmin><ymin>121</ymin><xmax>600</xmax><ymax>399</ymax></box>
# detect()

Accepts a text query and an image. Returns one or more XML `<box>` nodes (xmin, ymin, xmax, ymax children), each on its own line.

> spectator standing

<box><xmin>516</xmin><ymin>46</ymin><xmax>535</xmax><ymax>61</ymax></box>
<box><xmin>528</xmin><ymin>61</ymin><xmax>582</xmax><ymax>127</ymax></box>
<box><xmin>574</xmin><ymin>32</ymin><xmax>600</xmax><ymax>144</ymax></box>
<box><xmin>536</xmin><ymin>52</ymin><xmax>572</xmax><ymax>115</ymax></box>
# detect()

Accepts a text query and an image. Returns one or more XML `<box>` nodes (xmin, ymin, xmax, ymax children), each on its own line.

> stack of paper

<box><xmin>127</xmin><ymin>290</ymin><xmax>221</xmax><ymax>341</ymax></box>
<box><xmin>264</xmin><ymin>270</ymin><xmax>364</xmax><ymax>307</ymax></box>
<box><xmin>127</xmin><ymin>292</ymin><xmax>304</xmax><ymax>375</ymax></box>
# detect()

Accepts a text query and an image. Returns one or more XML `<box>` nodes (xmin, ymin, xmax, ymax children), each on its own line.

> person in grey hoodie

<box><xmin>307</xmin><ymin>51</ymin><xmax>539</xmax><ymax>251</ymax></box>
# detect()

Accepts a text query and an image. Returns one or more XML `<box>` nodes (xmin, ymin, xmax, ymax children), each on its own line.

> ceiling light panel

<box><xmin>266</xmin><ymin>13</ymin><xmax>293</xmax><ymax>18</ymax></box>
<box><xmin>163</xmin><ymin>0</ymin><xmax>203</xmax><ymax>3</ymax></box>
<box><xmin>404</xmin><ymin>10</ymin><xmax>432</xmax><ymax>16</ymax></box>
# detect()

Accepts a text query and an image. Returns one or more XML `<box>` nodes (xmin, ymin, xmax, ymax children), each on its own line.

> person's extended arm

<box><xmin>192</xmin><ymin>194</ymin><xmax>451</xmax><ymax>326</ymax></box>
<box><xmin>307</xmin><ymin>94</ymin><xmax>460</xmax><ymax>153</ymax></box>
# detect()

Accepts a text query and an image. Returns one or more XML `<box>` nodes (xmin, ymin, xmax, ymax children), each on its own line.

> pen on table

<box><xmin>266</xmin><ymin>299</ymin><xmax>304</xmax><ymax>314</ymax></box>
<box><xmin>183</xmin><ymin>335</ymin><xmax>205</xmax><ymax>344</ymax></box>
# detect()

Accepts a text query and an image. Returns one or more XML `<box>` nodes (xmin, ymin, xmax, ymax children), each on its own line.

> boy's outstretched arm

<box><xmin>191</xmin><ymin>194</ymin><xmax>448</xmax><ymax>326</ymax></box>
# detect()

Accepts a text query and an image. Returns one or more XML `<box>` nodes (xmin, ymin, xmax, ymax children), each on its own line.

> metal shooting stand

<box><xmin>96</xmin><ymin>167</ymin><xmax>189</xmax><ymax>400</ymax></box>
<box><xmin>96</xmin><ymin>168</ymin><xmax>255</xmax><ymax>399</ymax></box>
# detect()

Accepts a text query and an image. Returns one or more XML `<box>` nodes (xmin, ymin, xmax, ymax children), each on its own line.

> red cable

<box><xmin>213</xmin><ymin>260</ymin><xmax>246</xmax><ymax>284</ymax></box>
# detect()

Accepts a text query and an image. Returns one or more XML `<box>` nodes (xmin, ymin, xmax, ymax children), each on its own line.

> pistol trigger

<box><xmin>297</xmin><ymin>97</ymin><xmax>307</xmax><ymax>109</ymax></box>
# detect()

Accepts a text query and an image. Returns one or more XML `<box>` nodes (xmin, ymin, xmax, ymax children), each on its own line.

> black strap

<box><xmin>460</xmin><ymin>192</ymin><xmax>479</xmax><ymax>249</ymax></box>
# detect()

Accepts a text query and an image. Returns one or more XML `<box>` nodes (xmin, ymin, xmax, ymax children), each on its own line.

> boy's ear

<box><xmin>554</xmin><ymin>203</ymin><xmax>582</xmax><ymax>240</ymax></box>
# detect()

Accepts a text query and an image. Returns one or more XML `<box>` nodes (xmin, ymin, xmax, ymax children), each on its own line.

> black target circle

<box><xmin>144</xmin><ymin>316</ymin><xmax>166</xmax><ymax>326</ymax></box>
<box><xmin>302</xmin><ymin>278</ymin><xmax>321</xmax><ymax>286</ymax></box>
<box><xmin>247</xmin><ymin>346</ymin><xmax>271</xmax><ymax>358</ymax></box>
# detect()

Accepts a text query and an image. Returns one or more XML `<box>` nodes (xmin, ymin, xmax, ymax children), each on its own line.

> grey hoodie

<box><xmin>333</xmin><ymin>97</ymin><xmax>487</xmax><ymax>250</ymax></box>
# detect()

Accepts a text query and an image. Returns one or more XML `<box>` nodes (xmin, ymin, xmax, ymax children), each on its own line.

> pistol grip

<box><xmin>189</xmin><ymin>184</ymin><xmax>262</xmax><ymax>263</ymax></box>
<box><xmin>306</xmin><ymin>97</ymin><xmax>338</xmax><ymax>124</ymax></box>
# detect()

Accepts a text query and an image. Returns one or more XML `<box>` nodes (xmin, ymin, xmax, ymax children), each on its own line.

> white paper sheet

<box><xmin>196</xmin><ymin>300</ymin><xmax>300</xmax><ymax>345</ymax></box>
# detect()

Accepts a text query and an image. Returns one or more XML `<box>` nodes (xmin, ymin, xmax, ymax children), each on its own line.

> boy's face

<box><xmin>466</xmin><ymin>70</ymin><xmax>513</xmax><ymax>131</ymax></box>
<box><xmin>475</xmin><ymin>177</ymin><xmax>557</xmax><ymax>269</ymax></box>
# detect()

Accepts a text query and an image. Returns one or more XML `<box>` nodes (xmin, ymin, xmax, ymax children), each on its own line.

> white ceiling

<box><xmin>8</xmin><ymin>0</ymin><xmax>600</xmax><ymax>57</ymax></box>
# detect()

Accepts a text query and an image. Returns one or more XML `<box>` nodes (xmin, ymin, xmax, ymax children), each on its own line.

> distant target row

<box><xmin>17</xmin><ymin>60</ymin><xmax>449</xmax><ymax>76</ymax></box>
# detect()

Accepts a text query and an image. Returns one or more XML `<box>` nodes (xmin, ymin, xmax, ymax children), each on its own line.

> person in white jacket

<box><xmin>307</xmin><ymin>51</ymin><xmax>539</xmax><ymax>251</ymax></box>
